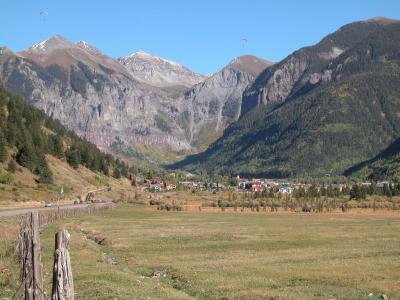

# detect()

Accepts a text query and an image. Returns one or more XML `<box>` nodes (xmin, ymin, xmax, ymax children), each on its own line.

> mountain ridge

<box><xmin>0</xmin><ymin>36</ymin><xmax>272</xmax><ymax>163</ymax></box>
<box><xmin>171</xmin><ymin>19</ymin><xmax>400</xmax><ymax>178</ymax></box>
<box><xmin>240</xmin><ymin>17</ymin><xmax>400</xmax><ymax>116</ymax></box>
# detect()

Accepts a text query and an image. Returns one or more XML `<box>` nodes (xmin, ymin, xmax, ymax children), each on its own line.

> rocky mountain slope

<box><xmin>171</xmin><ymin>18</ymin><xmax>400</xmax><ymax>177</ymax></box>
<box><xmin>241</xmin><ymin>17</ymin><xmax>399</xmax><ymax>115</ymax></box>
<box><xmin>118</xmin><ymin>50</ymin><xmax>206</xmax><ymax>89</ymax></box>
<box><xmin>0</xmin><ymin>36</ymin><xmax>190</xmax><ymax>156</ymax></box>
<box><xmin>0</xmin><ymin>36</ymin><xmax>271</xmax><ymax>162</ymax></box>
<box><xmin>177</xmin><ymin>55</ymin><xmax>273</xmax><ymax>149</ymax></box>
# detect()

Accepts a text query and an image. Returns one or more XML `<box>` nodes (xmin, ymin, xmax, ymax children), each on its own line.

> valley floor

<box><xmin>1</xmin><ymin>205</ymin><xmax>400</xmax><ymax>300</ymax></box>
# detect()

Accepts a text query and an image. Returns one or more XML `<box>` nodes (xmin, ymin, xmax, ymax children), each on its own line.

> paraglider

<box><xmin>241</xmin><ymin>37</ymin><xmax>248</xmax><ymax>46</ymax></box>
<box><xmin>39</xmin><ymin>11</ymin><xmax>48</xmax><ymax>21</ymax></box>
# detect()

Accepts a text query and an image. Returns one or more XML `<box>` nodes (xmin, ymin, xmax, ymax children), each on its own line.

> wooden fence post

<box><xmin>17</xmin><ymin>212</ymin><xmax>44</xmax><ymax>300</ymax></box>
<box><xmin>31</xmin><ymin>212</ymin><xmax>44</xmax><ymax>299</ymax></box>
<box><xmin>52</xmin><ymin>229</ymin><xmax>74</xmax><ymax>300</ymax></box>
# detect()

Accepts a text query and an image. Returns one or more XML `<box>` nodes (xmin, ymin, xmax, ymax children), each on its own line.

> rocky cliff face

<box><xmin>241</xmin><ymin>17</ymin><xmax>397</xmax><ymax>115</ymax></box>
<box><xmin>0</xmin><ymin>36</ymin><xmax>271</xmax><ymax>162</ymax></box>
<box><xmin>0</xmin><ymin>36</ymin><xmax>190</xmax><ymax>155</ymax></box>
<box><xmin>177</xmin><ymin>55</ymin><xmax>273</xmax><ymax>148</ymax></box>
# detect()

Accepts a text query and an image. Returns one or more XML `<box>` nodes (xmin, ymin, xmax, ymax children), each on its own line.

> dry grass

<box><xmin>0</xmin><ymin>217</ymin><xmax>20</xmax><ymax>296</ymax></box>
<box><xmin>1</xmin><ymin>203</ymin><xmax>398</xmax><ymax>300</ymax></box>
<box><xmin>1</xmin><ymin>188</ymin><xmax>400</xmax><ymax>299</ymax></box>
<box><xmin>0</xmin><ymin>155</ymin><xmax>133</xmax><ymax>209</ymax></box>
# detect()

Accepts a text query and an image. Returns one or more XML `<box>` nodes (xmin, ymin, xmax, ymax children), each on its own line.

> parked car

<box><xmin>44</xmin><ymin>202</ymin><xmax>53</xmax><ymax>208</ymax></box>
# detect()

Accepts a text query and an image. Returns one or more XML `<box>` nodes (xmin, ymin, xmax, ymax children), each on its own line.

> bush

<box><xmin>302</xmin><ymin>203</ymin><xmax>311</xmax><ymax>212</ymax></box>
<box><xmin>149</xmin><ymin>199</ymin><xmax>164</xmax><ymax>206</ymax></box>
<box><xmin>0</xmin><ymin>173</ymin><xmax>13</xmax><ymax>184</ymax></box>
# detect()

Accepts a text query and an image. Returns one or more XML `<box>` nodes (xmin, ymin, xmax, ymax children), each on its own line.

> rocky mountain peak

<box><xmin>16</xmin><ymin>35</ymin><xmax>132</xmax><ymax>76</ymax></box>
<box><xmin>28</xmin><ymin>35</ymin><xmax>73</xmax><ymax>53</ymax></box>
<box><xmin>363</xmin><ymin>16</ymin><xmax>399</xmax><ymax>25</ymax></box>
<box><xmin>128</xmin><ymin>50</ymin><xmax>181</xmax><ymax>67</ymax></box>
<box><xmin>118</xmin><ymin>51</ymin><xmax>206</xmax><ymax>88</ymax></box>
<box><xmin>227</xmin><ymin>55</ymin><xmax>274</xmax><ymax>76</ymax></box>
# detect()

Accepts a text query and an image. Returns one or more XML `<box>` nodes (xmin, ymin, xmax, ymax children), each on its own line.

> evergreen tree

<box><xmin>49</xmin><ymin>135</ymin><xmax>64</xmax><ymax>158</ymax></box>
<box><xmin>37</xmin><ymin>155</ymin><xmax>53</xmax><ymax>184</ymax></box>
<box><xmin>100</xmin><ymin>159</ymin><xmax>109</xmax><ymax>176</ymax></box>
<box><xmin>112</xmin><ymin>167</ymin><xmax>121</xmax><ymax>179</ymax></box>
<box><xmin>89</xmin><ymin>156</ymin><xmax>100</xmax><ymax>172</ymax></box>
<box><xmin>65</xmin><ymin>148</ymin><xmax>80</xmax><ymax>169</ymax></box>
<box><xmin>120</xmin><ymin>163</ymin><xmax>128</xmax><ymax>178</ymax></box>
<box><xmin>16</xmin><ymin>143</ymin><xmax>36</xmax><ymax>171</ymax></box>
<box><xmin>350</xmin><ymin>184</ymin><xmax>360</xmax><ymax>199</ymax></box>
<box><xmin>0</xmin><ymin>133</ymin><xmax>7</xmax><ymax>162</ymax></box>
<box><xmin>80</xmin><ymin>147</ymin><xmax>91</xmax><ymax>168</ymax></box>
<box><xmin>7</xmin><ymin>160</ymin><xmax>16</xmax><ymax>173</ymax></box>
<box><xmin>383</xmin><ymin>184</ymin><xmax>392</xmax><ymax>198</ymax></box>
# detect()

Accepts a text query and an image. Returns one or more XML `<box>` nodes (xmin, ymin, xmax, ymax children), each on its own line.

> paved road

<box><xmin>0</xmin><ymin>203</ymin><xmax>91</xmax><ymax>218</ymax></box>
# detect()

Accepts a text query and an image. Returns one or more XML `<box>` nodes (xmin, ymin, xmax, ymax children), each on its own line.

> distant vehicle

<box><xmin>44</xmin><ymin>203</ymin><xmax>53</xmax><ymax>208</ymax></box>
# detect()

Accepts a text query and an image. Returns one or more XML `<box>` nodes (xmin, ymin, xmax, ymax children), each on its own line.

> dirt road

<box><xmin>0</xmin><ymin>203</ymin><xmax>96</xmax><ymax>218</ymax></box>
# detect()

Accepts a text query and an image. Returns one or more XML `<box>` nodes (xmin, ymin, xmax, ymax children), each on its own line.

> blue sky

<box><xmin>1</xmin><ymin>0</ymin><xmax>399</xmax><ymax>74</ymax></box>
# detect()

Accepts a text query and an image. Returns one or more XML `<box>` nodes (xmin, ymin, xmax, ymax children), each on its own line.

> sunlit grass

<box><xmin>1</xmin><ymin>205</ymin><xmax>399</xmax><ymax>299</ymax></box>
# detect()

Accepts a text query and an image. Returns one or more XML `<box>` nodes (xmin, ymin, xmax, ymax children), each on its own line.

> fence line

<box><xmin>13</xmin><ymin>203</ymin><xmax>114</xmax><ymax>299</ymax></box>
<box><xmin>37</xmin><ymin>203</ymin><xmax>115</xmax><ymax>227</ymax></box>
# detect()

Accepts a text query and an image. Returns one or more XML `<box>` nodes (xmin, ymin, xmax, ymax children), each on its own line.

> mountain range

<box><xmin>171</xmin><ymin>17</ymin><xmax>400</xmax><ymax>178</ymax></box>
<box><xmin>1</xmin><ymin>17</ymin><xmax>400</xmax><ymax>180</ymax></box>
<box><xmin>0</xmin><ymin>37</ymin><xmax>271</xmax><ymax>163</ymax></box>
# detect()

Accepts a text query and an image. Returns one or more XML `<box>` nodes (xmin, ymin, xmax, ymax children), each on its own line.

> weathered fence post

<box><xmin>31</xmin><ymin>212</ymin><xmax>44</xmax><ymax>299</ymax></box>
<box><xmin>17</xmin><ymin>212</ymin><xmax>44</xmax><ymax>300</ymax></box>
<box><xmin>52</xmin><ymin>229</ymin><xmax>74</xmax><ymax>300</ymax></box>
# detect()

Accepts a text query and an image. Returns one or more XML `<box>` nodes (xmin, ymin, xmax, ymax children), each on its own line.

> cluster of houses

<box><xmin>179</xmin><ymin>181</ymin><xmax>229</xmax><ymax>191</ymax></box>
<box><xmin>237</xmin><ymin>178</ymin><xmax>394</xmax><ymax>194</ymax></box>
<box><xmin>140</xmin><ymin>179</ymin><xmax>230</xmax><ymax>193</ymax></box>
<box><xmin>132</xmin><ymin>171</ymin><xmax>394</xmax><ymax>194</ymax></box>
<box><xmin>238</xmin><ymin>179</ymin><xmax>295</xmax><ymax>193</ymax></box>
<box><xmin>141</xmin><ymin>178</ymin><xmax>177</xmax><ymax>192</ymax></box>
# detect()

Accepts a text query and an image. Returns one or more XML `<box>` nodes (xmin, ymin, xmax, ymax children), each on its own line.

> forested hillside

<box><xmin>171</xmin><ymin>22</ymin><xmax>400</xmax><ymax>178</ymax></box>
<box><xmin>345</xmin><ymin>137</ymin><xmax>400</xmax><ymax>181</ymax></box>
<box><xmin>0</xmin><ymin>85</ymin><xmax>130</xmax><ymax>183</ymax></box>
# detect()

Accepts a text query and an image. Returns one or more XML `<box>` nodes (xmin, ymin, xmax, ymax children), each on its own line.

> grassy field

<box><xmin>1</xmin><ymin>204</ymin><xmax>400</xmax><ymax>300</ymax></box>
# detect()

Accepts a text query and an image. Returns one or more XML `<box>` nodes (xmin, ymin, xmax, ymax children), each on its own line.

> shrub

<box><xmin>0</xmin><ymin>173</ymin><xmax>13</xmax><ymax>184</ymax></box>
